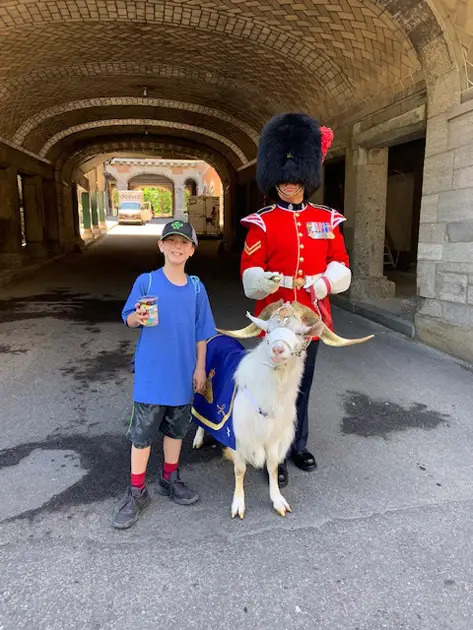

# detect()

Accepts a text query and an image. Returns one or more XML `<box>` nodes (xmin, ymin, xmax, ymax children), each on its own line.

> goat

<box><xmin>192</xmin><ymin>300</ymin><xmax>373</xmax><ymax>518</ymax></box>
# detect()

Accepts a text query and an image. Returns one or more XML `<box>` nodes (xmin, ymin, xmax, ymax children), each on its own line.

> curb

<box><xmin>331</xmin><ymin>294</ymin><xmax>416</xmax><ymax>339</ymax></box>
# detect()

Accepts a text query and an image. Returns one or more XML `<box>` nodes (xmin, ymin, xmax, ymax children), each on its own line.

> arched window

<box><xmin>185</xmin><ymin>178</ymin><xmax>197</xmax><ymax>197</ymax></box>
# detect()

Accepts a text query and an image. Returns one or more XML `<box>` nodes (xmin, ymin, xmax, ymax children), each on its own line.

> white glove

<box><xmin>242</xmin><ymin>267</ymin><xmax>281</xmax><ymax>300</ymax></box>
<box><xmin>312</xmin><ymin>277</ymin><xmax>331</xmax><ymax>300</ymax></box>
<box><xmin>258</xmin><ymin>271</ymin><xmax>281</xmax><ymax>295</ymax></box>
<box><xmin>309</xmin><ymin>262</ymin><xmax>352</xmax><ymax>300</ymax></box>
<box><xmin>324</xmin><ymin>261</ymin><xmax>352</xmax><ymax>294</ymax></box>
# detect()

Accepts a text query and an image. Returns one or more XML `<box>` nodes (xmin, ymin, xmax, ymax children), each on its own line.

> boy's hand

<box><xmin>126</xmin><ymin>302</ymin><xmax>149</xmax><ymax>328</ymax></box>
<box><xmin>193</xmin><ymin>366</ymin><xmax>207</xmax><ymax>393</ymax></box>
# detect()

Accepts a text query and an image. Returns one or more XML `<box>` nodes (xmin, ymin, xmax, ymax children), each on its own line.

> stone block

<box><xmin>417</xmin><ymin>260</ymin><xmax>436</xmax><ymax>298</ymax></box>
<box><xmin>446</xmin><ymin>221</ymin><xmax>473</xmax><ymax>242</ymax></box>
<box><xmin>454</xmin><ymin>143</ymin><xmax>473</xmax><ymax>170</ymax></box>
<box><xmin>468</xmin><ymin>285</ymin><xmax>473</xmax><ymax>306</ymax></box>
<box><xmin>418</xmin><ymin>223</ymin><xmax>432</xmax><ymax>243</ymax></box>
<box><xmin>442</xmin><ymin>242</ymin><xmax>473</xmax><ymax>262</ymax></box>
<box><xmin>349</xmin><ymin>275</ymin><xmax>395</xmax><ymax>299</ymax></box>
<box><xmin>422</xmin><ymin>151</ymin><xmax>454</xmax><ymax>194</ymax></box>
<box><xmin>438</xmin><ymin>261</ymin><xmax>473</xmax><ymax>274</ymax></box>
<box><xmin>415</xmin><ymin>313</ymin><xmax>473</xmax><ymax>363</ymax></box>
<box><xmin>438</xmin><ymin>188</ymin><xmax>473</xmax><ymax>221</ymax></box>
<box><xmin>443</xmin><ymin>301</ymin><xmax>473</xmax><ymax>326</ymax></box>
<box><xmin>453</xmin><ymin>165</ymin><xmax>473</xmax><ymax>189</ymax></box>
<box><xmin>418</xmin><ymin>222</ymin><xmax>446</xmax><ymax>244</ymax></box>
<box><xmin>432</xmin><ymin>223</ymin><xmax>448</xmax><ymax>243</ymax></box>
<box><xmin>424</xmin><ymin>114</ymin><xmax>448</xmax><ymax>157</ymax></box>
<box><xmin>449</xmin><ymin>109</ymin><xmax>473</xmax><ymax>149</ymax></box>
<box><xmin>435</xmin><ymin>271</ymin><xmax>467</xmax><ymax>303</ymax></box>
<box><xmin>419</xmin><ymin>194</ymin><xmax>438</xmax><ymax>223</ymax></box>
<box><xmin>418</xmin><ymin>297</ymin><xmax>443</xmax><ymax>318</ymax></box>
<box><xmin>417</xmin><ymin>243</ymin><xmax>443</xmax><ymax>261</ymax></box>
<box><xmin>427</xmin><ymin>71</ymin><xmax>460</xmax><ymax>118</ymax></box>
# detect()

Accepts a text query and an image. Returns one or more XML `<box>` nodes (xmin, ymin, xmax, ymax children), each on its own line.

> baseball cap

<box><xmin>160</xmin><ymin>220</ymin><xmax>198</xmax><ymax>246</ymax></box>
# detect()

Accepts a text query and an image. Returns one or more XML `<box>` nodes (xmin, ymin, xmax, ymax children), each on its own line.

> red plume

<box><xmin>320</xmin><ymin>126</ymin><xmax>334</xmax><ymax>160</ymax></box>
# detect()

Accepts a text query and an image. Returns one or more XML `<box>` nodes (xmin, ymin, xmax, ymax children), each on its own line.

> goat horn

<box><xmin>258</xmin><ymin>299</ymin><xmax>285</xmax><ymax>320</ymax></box>
<box><xmin>291</xmin><ymin>301</ymin><xmax>373</xmax><ymax>346</ymax></box>
<box><xmin>216</xmin><ymin>299</ymin><xmax>285</xmax><ymax>339</ymax></box>
<box><xmin>291</xmin><ymin>301</ymin><xmax>320</xmax><ymax>325</ymax></box>
<box><xmin>216</xmin><ymin>321</ymin><xmax>261</xmax><ymax>339</ymax></box>
<box><xmin>320</xmin><ymin>324</ymin><xmax>374</xmax><ymax>347</ymax></box>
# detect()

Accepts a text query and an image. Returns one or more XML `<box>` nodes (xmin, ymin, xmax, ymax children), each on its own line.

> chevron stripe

<box><xmin>244</xmin><ymin>240</ymin><xmax>261</xmax><ymax>256</ymax></box>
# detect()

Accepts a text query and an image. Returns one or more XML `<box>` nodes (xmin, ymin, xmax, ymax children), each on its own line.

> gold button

<box><xmin>295</xmin><ymin>213</ymin><xmax>300</xmax><ymax>217</ymax></box>
<box><xmin>299</xmin><ymin>232</ymin><xmax>303</xmax><ymax>237</ymax></box>
<box><xmin>297</xmin><ymin>222</ymin><xmax>302</xmax><ymax>226</ymax></box>
<box><xmin>300</xmin><ymin>244</ymin><xmax>304</xmax><ymax>249</ymax></box>
<box><xmin>299</xmin><ymin>257</ymin><xmax>304</xmax><ymax>263</ymax></box>
<box><xmin>298</xmin><ymin>270</ymin><xmax>303</xmax><ymax>275</ymax></box>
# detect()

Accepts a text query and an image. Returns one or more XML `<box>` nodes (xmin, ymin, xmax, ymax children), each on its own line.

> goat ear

<box><xmin>246</xmin><ymin>313</ymin><xmax>269</xmax><ymax>332</ymax></box>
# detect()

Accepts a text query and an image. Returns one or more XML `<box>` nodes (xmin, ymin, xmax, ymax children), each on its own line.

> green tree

<box><xmin>143</xmin><ymin>187</ymin><xmax>172</xmax><ymax>217</ymax></box>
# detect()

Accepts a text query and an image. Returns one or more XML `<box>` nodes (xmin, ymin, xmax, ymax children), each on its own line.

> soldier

<box><xmin>240</xmin><ymin>113</ymin><xmax>352</xmax><ymax>487</ymax></box>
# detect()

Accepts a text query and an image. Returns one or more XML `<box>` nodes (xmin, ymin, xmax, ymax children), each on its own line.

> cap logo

<box><xmin>171</xmin><ymin>221</ymin><xmax>183</xmax><ymax>229</ymax></box>
<box><xmin>286</xmin><ymin>152</ymin><xmax>294</xmax><ymax>160</ymax></box>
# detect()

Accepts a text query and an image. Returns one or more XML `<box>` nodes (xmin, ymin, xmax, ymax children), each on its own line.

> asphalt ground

<box><xmin>0</xmin><ymin>225</ymin><xmax>472</xmax><ymax>630</ymax></box>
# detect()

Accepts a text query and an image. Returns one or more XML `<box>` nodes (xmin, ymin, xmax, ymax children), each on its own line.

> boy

<box><xmin>112</xmin><ymin>220</ymin><xmax>216</xmax><ymax>529</ymax></box>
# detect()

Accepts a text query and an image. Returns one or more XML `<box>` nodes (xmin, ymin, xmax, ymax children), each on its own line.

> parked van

<box><xmin>117</xmin><ymin>191</ymin><xmax>152</xmax><ymax>225</ymax></box>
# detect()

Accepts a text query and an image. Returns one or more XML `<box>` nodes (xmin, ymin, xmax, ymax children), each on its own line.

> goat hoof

<box><xmin>273</xmin><ymin>496</ymin><xmax>291</xmax><ymax>517</ymax></box>
<box><xmin>192</xmin><ymin>430</ymin><xmax>204</xmax><ymax>449</ymax></box>
<box><xmin>231</xmin><ymin>498</ymin><xmax>245</xmax><ymax>519</ymax></box>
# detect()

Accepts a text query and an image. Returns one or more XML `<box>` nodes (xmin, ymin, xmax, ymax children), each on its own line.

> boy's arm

<box><xmin>193</xmin><ymin>340</ymin><xmax>207</xmax><ymax>393</ymax></box>
<box><xmin>122</xmin><ymin>275</ymin><xmax>148</xmax><ymax>327</ymax></box>
<box><xmin>195</xmin><ymin>283</ymin><xmax>217</xmax><ymax>341</ymax></box>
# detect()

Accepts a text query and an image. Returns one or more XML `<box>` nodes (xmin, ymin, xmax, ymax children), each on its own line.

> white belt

<box><xmin>278</xmin><ymin>273</ymin><xmax>323</xmax><ymax>290</ymax></box>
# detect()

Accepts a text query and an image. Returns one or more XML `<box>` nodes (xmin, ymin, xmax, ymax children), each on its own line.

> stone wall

<box><xmin>416</xmin><ymin>96</ymin><xmax>473</xmax><ymax>362</ymax></box>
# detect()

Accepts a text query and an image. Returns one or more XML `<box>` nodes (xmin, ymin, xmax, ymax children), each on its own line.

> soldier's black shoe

<box><xmin>156</xmin><ymin>470</ymin><xmax>199</xmax><ymax>505</ymax></box>
<box><xmin>112</xmin><ymin>485</ymin><xmax>150</xmax><ymax>529</ymax></box>
<box><xmin>278</xmin><ymin>462</ymin><xmax>289</xmax><ymax>487</ymax></box>
<box><xmin>291</xmin><ymin>449</ymin><xmax>317</xmax><ymax>471</ymax></box>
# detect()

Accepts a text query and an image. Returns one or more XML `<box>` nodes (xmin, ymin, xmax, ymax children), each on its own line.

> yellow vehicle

<box><xmin>117</xmin><ymin>191</ymin><xmax>152</xmax><ymax>225</ymax></box>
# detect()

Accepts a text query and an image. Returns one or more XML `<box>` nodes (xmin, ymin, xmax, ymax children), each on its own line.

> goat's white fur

<box><xmin>194</xmin><ymin>321</ymin><xmax>306</xmax><ymax>518</ymax></box>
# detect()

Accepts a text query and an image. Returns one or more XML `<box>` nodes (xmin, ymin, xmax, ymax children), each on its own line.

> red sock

<box><xmin>163</xmin><ymin>462</ymin><xmax>178</xmax><ymax>480</ymax></box>
<box><xmin>131</xmin><ymin>472</ymin><xmax>146</xmax><ymax>489</ymax></box>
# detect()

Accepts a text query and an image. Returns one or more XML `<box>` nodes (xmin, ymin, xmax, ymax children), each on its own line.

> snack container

<box><xmin>139</xmin><ymin>295</ymin><xmax>158</xmax><ymax>327</ymax></box>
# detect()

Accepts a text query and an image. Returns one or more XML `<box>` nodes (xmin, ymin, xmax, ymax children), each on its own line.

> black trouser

<box><xmin>290</xmin><ymin>340</ymin><xmax>320</xmax><ymax>455</ymax></box>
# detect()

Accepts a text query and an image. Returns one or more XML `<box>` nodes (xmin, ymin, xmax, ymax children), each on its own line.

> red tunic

<box><xmin>240</xmin><ymin>202</ymin><xmax>350</xmax><ymax>330</ymax></box>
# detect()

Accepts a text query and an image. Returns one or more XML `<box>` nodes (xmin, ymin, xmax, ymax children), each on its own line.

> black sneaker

<box><xmin>112</xmin><ymin>485</ymin><xmax>150</xmax><ymax>529</ymax></box>
<box><xmin>156</xmin><ymin>470</ymin><xmax>199</xmax><ymax>505</ymax></box>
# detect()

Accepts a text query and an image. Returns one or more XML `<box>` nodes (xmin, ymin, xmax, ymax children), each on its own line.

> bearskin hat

<box><xmin>256</xmin><ymin>113</ymin><xmax>333</xmax><ymax>200</ymax></box>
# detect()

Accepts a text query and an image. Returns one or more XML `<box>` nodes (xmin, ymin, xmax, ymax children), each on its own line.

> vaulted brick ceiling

<box><xmin>0</xmin><ymin>0</ymin><xmax>431</xmax><ymax>173</ymax></box>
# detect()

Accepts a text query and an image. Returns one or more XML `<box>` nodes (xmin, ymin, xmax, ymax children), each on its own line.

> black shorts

<box><xmin>127</xmin><ymin>402</ymin><xmax>192</xmax><ymax>448</ymax></box>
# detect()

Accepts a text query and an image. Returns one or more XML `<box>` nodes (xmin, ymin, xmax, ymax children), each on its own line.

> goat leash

<box><xmin>240</xmin><ymin>387</ymin><xmax>270</xmax><ymax>418</ymax></box>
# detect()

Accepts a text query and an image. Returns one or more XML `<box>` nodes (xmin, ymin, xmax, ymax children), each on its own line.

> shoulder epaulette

<box><xmin>308</xmin><ymin>202</ymin><xmax>346</xmax><ymax>229</ymax></box>
<box><xmin>241</xmin><ymin>205</ymin><xmax>275</xmax><ymax>233</ymax></box>
<box><xmin>256</xmin><ymin>204</ymin><xmax>276</xmax><ymax>215</ymax></box>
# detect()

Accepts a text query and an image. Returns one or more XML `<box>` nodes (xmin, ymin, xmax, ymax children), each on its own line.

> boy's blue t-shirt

<box><xmin>122</xmin><ymin>268</ymin><xmax>216</xmax><ymax>406</ymax></box>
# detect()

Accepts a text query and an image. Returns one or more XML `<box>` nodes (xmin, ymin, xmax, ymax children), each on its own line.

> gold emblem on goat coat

<box><xmin>201</xmin><ymin>368</ymin><xmax>215</xmax><ymax>404</ymax></box>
